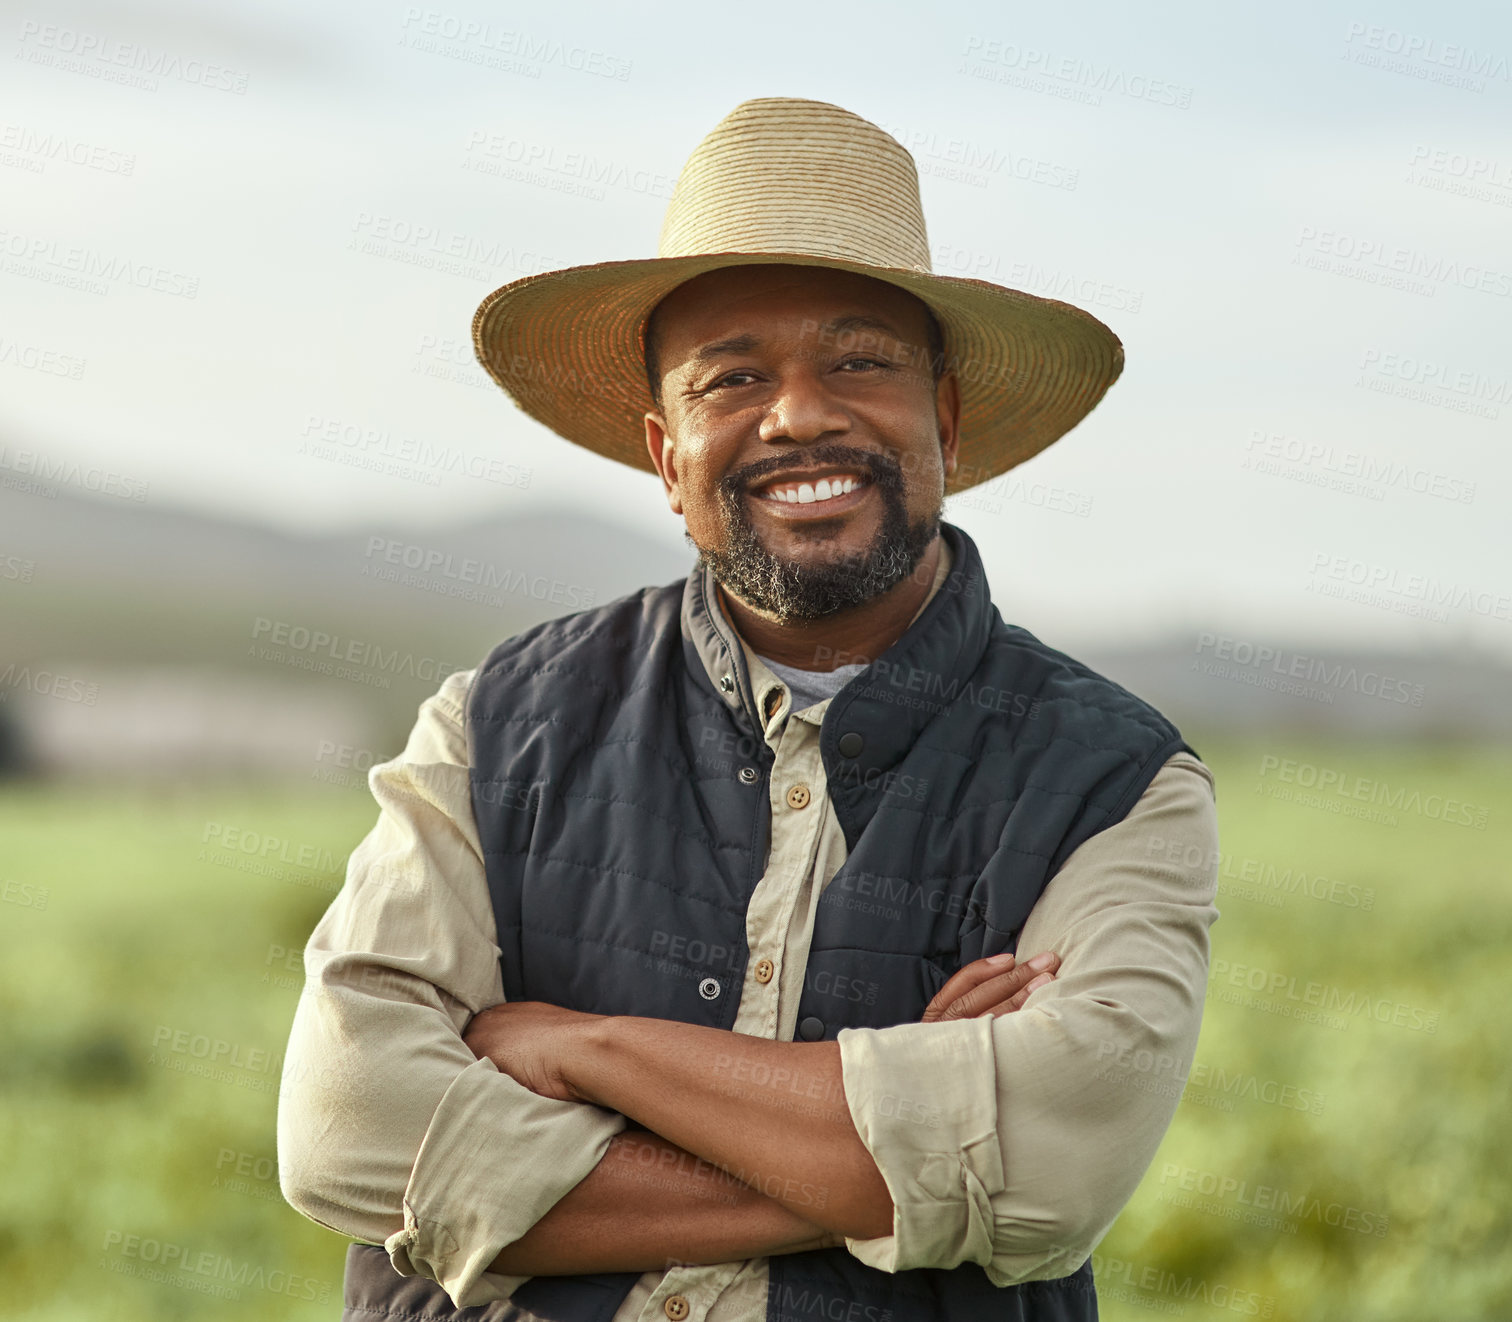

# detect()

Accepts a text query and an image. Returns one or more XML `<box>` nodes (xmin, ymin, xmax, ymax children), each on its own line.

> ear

<box><xmin>645</xmin><ymin>411</ymin><xmax>683</xmax><ymax>515</ymax></box>
<box><xmin>936</xmin><ymin>370</ymin><xmax>962</xmax><ymax>481</ymax></box>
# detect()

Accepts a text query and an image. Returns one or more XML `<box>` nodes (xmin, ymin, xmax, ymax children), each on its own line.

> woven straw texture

<box><xmin>472</xmin><ymin>98</ymin><xmax>1123</xmax><ymax>494</ymax></box>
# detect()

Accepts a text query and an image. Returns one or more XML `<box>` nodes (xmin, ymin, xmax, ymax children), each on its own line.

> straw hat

<box><xmin>471</xmin><ymin>97</ymin><xmax>1123</xmax><ymax>495</ymax></box>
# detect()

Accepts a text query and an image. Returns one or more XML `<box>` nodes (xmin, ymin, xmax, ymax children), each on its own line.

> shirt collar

<box><xmin>737</xmin><ymin>538</ymin><xmax>956</xmax><ymax>739</ymax></box>
<box><xmin>678</xmin><ymin>524</ymin><xmax>968</xmax><ymax>746</ymax></box>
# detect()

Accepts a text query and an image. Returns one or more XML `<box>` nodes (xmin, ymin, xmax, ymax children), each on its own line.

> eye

<box><xmin>704</xmin><ymin>369</ymin><xmax>761</xmax><ymax>391</ymax></box>
<box><xmin>838</xmin><ymin>356</ymin><xmax>893</xmax><ymax>373</ymax></box>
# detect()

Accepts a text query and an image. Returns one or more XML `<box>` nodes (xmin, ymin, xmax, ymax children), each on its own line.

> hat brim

<box><xmin>472</xmin><ymin>251</ymin><xmax>1123</xmax><ymax>496</ymax></box>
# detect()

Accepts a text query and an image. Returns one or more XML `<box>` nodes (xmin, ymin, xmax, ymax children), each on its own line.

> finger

<box><xmin>922</xmin><ymin>950</ymin><xmax>1059</xmax><ymax>1021</ymax></box>
<box><xmin>959</xmin><ymin>968</ymin><xmax>1057</xmax><ymax>1020</ymax></box>
<box><xmin>1002</xmin><ymin>969</ymin><xmax>1056</xmax><ymax>1012</ymax></box>
<box><xmin>928</xmin><ymin>958</ymin><xmax>1060</xmax><ymax>1023</ymax></box>
<box><xmin>922</xmin><ymin>954</ymin><xmax>1015</xmax><ymax>1020</ymax></box>
<box><xmin>972</xmin><ymin>969</ymin><xmax>1059</xmax><ymax>1016</ymax></box>
<box><xmin>976</xmin><ymin>971</ymin><xmax>1056</xmax><ymax>1018</ymax></box>
<box><xmin>923</xmin><ymin>956</ymin><xmax>1057</xmax><ymax>1023</ymax></box>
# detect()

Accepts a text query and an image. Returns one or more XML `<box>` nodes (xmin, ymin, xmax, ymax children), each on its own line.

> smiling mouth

<box><xmin>749</xmin><ymin>470</ymin><xmax>871</xmax><ymax>507</ymax></box>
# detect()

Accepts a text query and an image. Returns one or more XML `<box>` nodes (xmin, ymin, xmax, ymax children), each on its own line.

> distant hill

<box><xmin>1078</xmin><ymin>641</ymin><xmax>1512</xmax><ymax>745</ymax></box>
<box><xmin>1</xmin><ymin>483</ymin><xmax>693</xmax><ymax>763</ymax></box>
<box><xmin>3</xmin><ymin>484</ymin><xmax>1509</xmax><ymax>777</ymax></box>
<box><xmin>1</xmin><ymin>482</ymin><xmax>694</xmax><ymax>661</ymax></box>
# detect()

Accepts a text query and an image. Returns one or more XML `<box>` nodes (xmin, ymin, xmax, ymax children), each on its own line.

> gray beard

<box><xmin>687</xmin><ymin>443</ymin><xmax>942</xmax><ymax>624</ymax></box>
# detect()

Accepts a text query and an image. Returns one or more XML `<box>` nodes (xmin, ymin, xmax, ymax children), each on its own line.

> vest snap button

<box><xmin>798</xmin><ymin>1016</ymin><xmax>825</xmax><ymax>1041</ymax></box>
<box><xmin>699</xmin><ymin>978</ymin><xmax>720</xmax><ymax>1000</ymax></box>
<box><xmin>664</xmin><ymin>1295</ymin><xmax>691</xmax><ymax>1321</ymax></box>
<box><xmin>719</xmin><ymin>674</ymin><xmax>734</xmax><ymax>693</ymax></box>
<box><xmin>837</xmin><ymin>732</ymin><xmax>864</xmax><ymax>758</ymax></box>
<box><xmin>738</xmin><ymin>766</ymin><xmax>759</xmax><ymax>785</ymax></box>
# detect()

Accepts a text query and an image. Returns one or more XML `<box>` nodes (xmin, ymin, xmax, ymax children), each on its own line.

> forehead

<box><xmin>650</xmin><ymin>264</ymin><xmax>930</xmax><ymax>357</ymax></box>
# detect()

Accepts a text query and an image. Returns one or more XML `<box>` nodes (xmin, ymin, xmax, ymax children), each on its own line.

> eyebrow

<box><xmin>689</xmin><ymin>333</ymin><xmax>760</xmax><ymax>365</ymax></box>
<box><xmin>687</xmin><ymin>314</ymin><xmax>908</xmax><ymax>366</ymax></box>
<box><xmin>824</xmin><ymin>314</ymin><xmax>906</xmax><ymax>343</ymax></box>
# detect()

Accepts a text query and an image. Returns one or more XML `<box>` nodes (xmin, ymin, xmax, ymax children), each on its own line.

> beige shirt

<box><xmin>278</xmin><ymin>542</ymin><xmax>1221</xmax><ymax>1315</ymax></box>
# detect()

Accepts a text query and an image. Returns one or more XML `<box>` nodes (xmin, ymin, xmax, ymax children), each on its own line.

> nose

<box><xmin>757</xmin><ymin>369</ymin><xmax>851</xmax><ymax>446</ymax></box>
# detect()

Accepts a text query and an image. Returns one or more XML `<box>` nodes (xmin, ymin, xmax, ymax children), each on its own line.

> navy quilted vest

<box><xmin>342</xmin><ymin>521</ymin><xmax>1196</xmax><ymax>1322</ymax></box>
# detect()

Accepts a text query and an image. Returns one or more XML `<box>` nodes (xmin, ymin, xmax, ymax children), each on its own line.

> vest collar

<box><xmin>680</xmin><ymin>521</ymin><xmax>995</xmax><ymax>756</ymax></box>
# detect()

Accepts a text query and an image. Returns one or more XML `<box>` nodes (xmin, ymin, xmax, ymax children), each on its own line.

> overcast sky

<box><xmin>3</xmin><ymin>0</ymin><xmax>1509</xmax><ymax>656</ymax></box>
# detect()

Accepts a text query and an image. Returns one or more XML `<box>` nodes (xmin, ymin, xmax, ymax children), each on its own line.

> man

<box><xmin>278</xmin><ymin>98</ymin><xmax>1219</xmax><ymax>1322</ymax></box>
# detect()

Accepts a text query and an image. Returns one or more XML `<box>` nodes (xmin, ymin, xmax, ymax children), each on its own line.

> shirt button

<box><xmin>798</xmin><ymin>1016</ymin><xmax>825</xmax><ymax>1041</ymax></box>
<box><xmin>838</xmin><ymin>732</ymin><xmax>864</xmax><ymax>757</ymax></box>
<box><xmin>664</xmin><ymin>1295</ymin><xmax>691</xmax><ymax>1321</ymax></box>
<box><xmin>785</xmin><ymin>783</ymin><xmax>811</xmax><ymax>810</ymax></box>
<box><xmin>754</xmin><ymin>958</ymin><xmax>774</xmax><ymax>984</ymax></box>
<box><xmin>738</xmin><ymin>766</ymin><xmax>759</xmax><ymax>785</ymax></box>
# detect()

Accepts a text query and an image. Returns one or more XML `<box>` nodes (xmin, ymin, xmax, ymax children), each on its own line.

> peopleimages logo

<box><xmin>932</xmin><ymin>242</ymin><xmax>1145</xmax><ymax>314</ymax></box>
<box><xmin>1306</xmin><ymin>553</ymin><xmax>1512</xmax><ymax>624</ymax></box>
<box><xmin>462</xmin><ymin>131</ymin><xmax>674</xmax><ymax>199</ymax></box>
<box><xmin>873</xmin><ymin>119</ymin><xmax>1080</xmax><ymax>192</ymax></box>
<box><xmin>100</xmin><ymin>1231</ymin><xmax>330</xmax><ymax>1302</ymax></box>
<box><xmin>1193</xmin><ymin>632</ymin><xmax>1425</xmax><ymax>706</ymax></box>
<box><xmin>1147</xmin><ymin>835</ymin><xmax>1377</xmax><ymax>912</ymax></box>
<box><xmin>1242</xmin><ymin>428</ymin><xmax>1477</xmax><ymax>504</ymax></box>
<box><xmin>0</xmin><ymin>663</ymin><xmax>99</xmax><ymax>706</ymax></box>
<box><xmin>1293</xmin><ymin>224</ymin><xmax>1512</xmax><ymax>298</ymax></box>
<box><xmin>1257</xmin><ymin>754</ymin><xmax>1490</xmax><ymax>830</ymax></box>
<box><xmin>1156</xmin><ymin>1162</ymin><xmax>1390</xmax><ymax>1237</ymax></box>
<box><xmin>0</xmin><ymin>121</ymin><xmax>137</xmax><ymax>174</ymax></box>
<box><xmin>1185</xmin><ymin>1062</ymin><xmax>1325</xmax><ymax>1115</ymax></box>
<box><xmin>1341</xmin><ymin>20</ymin><xmax>1509</xmax><ymax>85</ymax></box>
<box><xmin>958</xmin><ymin>36</ymin><xmax>1194</xmax><ymax>108</ymax></box>
<box><xmin>17</xmin><ymin>21</ymin><xmax>251</xmax><ymax>94</ymax></box>
<box><xmin>1210</xmin><ymin>956</ymin><xmax>1439</xmax><ymax>1034</ymax></box>
<box><xmin>1091</xmin><ymin>1254</ymin><xmax>1276</xmax><ymax>1318</ymax></box>
<box><xmin>398</xmin><ymin>9</ymin><xmax>633</xmax><ymax>80</ymax></box>
<box><xmin>0</xmin><ymin>444</ymin><xmax>149</xmax><ymax>500</ymax></box>
<box><xmin>362</xmin><ymin>537</ymin><xmax>593</xmax><ymax>610</ymax></box>
<box><xmin>0</xmin><ymin>226</ymin><xmax>199</xmax><ymax>297</ymax></box>
<box><xmin>248</xmin><ymin>617</ymin><xmax>460</xmax><ymax>689</ymax></box>
<box><xmin>0</xmin><ymin>335</ymin><xmax>88</xmax><ymax>379</ymax></box>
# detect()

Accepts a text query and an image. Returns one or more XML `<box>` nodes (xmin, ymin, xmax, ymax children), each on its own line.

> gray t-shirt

<box><xmin>754</xmin><ymin>653</ymin><xmax>870</xmax><ymax>715</ymax></box>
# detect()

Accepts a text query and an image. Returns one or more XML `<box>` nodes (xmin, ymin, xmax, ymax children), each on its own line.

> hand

<box><xmin>462</xmin><ymin>1001</ymin><xmax>602</xmax><ymax>1103</ymax></box>
<box><xmin>919</xmin><ymin>950</ymin><xmax>1060</xmax><ymax>1023</ymax></box>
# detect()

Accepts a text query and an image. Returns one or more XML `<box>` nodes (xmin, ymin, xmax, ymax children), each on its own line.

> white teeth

<box><xmin>759</xmin><ymin>475</ymin><xmax>864</xmax><ymax>503</ymax></box>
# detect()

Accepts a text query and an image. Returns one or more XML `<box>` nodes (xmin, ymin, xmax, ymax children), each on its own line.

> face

<box><xmin>643</xmin><ymin>264</ymin><xmax>960</xmax><ymax>622</ymax></box>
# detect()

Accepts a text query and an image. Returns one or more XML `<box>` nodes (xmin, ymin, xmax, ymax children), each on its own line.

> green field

<box><xmin>2</xmin><ymin>736</ymin><xmax>1508</xmax><ymax>1320</ymax></box>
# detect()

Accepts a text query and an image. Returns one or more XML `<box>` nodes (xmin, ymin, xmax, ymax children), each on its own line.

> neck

<box><xmin>715</xmin><ymin>534</ymin><xmax>943</xmax><ymax>672</ymax></box>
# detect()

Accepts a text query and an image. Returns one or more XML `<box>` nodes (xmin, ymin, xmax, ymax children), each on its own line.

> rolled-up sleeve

<box><xmin>276</xmin><ymin>668</ymin><xmax>627</xmax><ymax>1307</ymax></box>
<box><xmin>834</xmin><ymin>752</ymin><xmax>1220</xmax><ymax>1283</ymax></box>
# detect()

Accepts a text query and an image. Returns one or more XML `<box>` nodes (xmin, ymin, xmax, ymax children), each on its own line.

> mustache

<box><xmin>720</xmin><ymin>444</ymin><xmax>903</xmax><ymax>499</ymax></box>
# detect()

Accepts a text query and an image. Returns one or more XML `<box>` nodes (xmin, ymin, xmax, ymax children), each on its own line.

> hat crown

<box><xmin>657</xmin><ymin>97</ymin><xmax>932</xmax><ymax>274</ymax></box>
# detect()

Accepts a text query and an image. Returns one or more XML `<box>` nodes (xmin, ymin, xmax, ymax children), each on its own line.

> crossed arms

<box><xmin>466</xmin><ymin>952</ymin><xmax>1061</xmax><ymax>1276</ymax></box>
<box><xmin>276</xmin><ymin>672</ymin><xmax>1220</xmax><ymax>1307</ymax></box>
